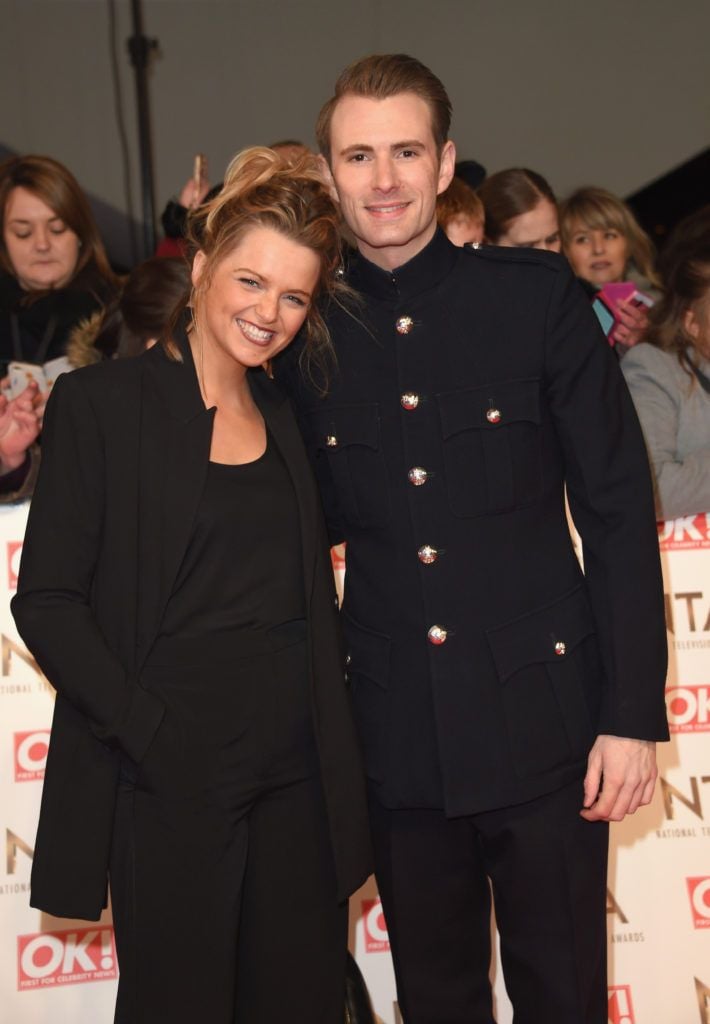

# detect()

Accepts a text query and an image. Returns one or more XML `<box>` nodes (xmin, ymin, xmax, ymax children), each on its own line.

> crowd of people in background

<box><xmin>1</xmin><ymin>138</ymin><xmax>708</xmax><ymax>520</ymax></box>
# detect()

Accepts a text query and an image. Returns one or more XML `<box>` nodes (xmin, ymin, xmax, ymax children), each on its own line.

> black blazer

<box><xmin>12</xmin><ymin>334</ymin><xmax>371</xmax><ymax>920</ymax></box>
<box><xmin>279</xmin><ymin>231</ymin><xmax>669</xmax><ymax>815</ymax></box>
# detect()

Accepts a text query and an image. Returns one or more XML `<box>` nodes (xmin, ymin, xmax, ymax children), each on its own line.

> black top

<box><xmin>161</xmin><ymin>431</ymin><xmax>305</xmax><ymax>640</ymax></box>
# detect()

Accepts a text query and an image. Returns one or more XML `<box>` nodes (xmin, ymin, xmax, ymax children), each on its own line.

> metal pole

<box><xmin>127</xmin><ymin>0</ymin><xmax>158</xmax><ymax>258</ymax></box>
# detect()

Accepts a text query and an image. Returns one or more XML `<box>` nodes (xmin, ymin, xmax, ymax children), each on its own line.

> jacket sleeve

<box><xmin>621</xmin><ymin>344</ymin><xmax>710</xmax><ymax>520</ymax></box>
<box><xmin>543</xmin><ymin>265</ymin><xmax>669</xmax><ymax>741</ymax></box>
<box><xmin>11</xmin><ymin>371</ymin><xmax>165</xmax><ymax>762</ymax></box>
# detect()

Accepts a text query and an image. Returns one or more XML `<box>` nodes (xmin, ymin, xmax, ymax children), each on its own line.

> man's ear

<box><xmin>317</xmin><ymin>154</ymin><xmax>340</xmax><ymax>204</ymax></box>
<box><xmin>191</xmin><ymin>250</ymin><xmax>207</xmax><ymax>289</ymax></box>
<box><xmin>437</xmin><ymin>140</ymin><xmax>457</xmax><ymax>197</ymax></box>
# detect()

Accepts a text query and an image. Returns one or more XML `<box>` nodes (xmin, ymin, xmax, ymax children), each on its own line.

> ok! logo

<box><xmin>7</xmin><ymin>541</ymin><xmax>23</xmax><ymax>590</ymax></box>
<box><xmin>18</xmin><ymin>927</ymin><xmax>117</xmax><ymax>990</ymax></box>
<box><xmin>687</xmin><ymin>877</ymin><xmax>710</xmax><ymax>929</ymax></box>
<box><xmin>608</xmin><ymin>985</ymin><xmax>635</xmax><ymax>1024</ymax></box>
<box><xmin>14</xmin><ymin>731</ymin><xmax>50</xmax><ymax>781</ymax></box>
<box><xmin>362</xmin><ymin>897</ymin><xmax>390</xmax><ymax>952</ymax></box>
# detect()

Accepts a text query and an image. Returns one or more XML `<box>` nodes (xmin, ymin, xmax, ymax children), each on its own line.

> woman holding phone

<box><xmin>13</xmin><ymin>147</ymin><xmax>371</xmax><ymax>1024</ymax></box>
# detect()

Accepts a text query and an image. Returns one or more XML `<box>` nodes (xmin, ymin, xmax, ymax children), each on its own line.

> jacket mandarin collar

<box><xmin>346</xmin><ymin>227</ymin><xmax>458</xmax><ymax>304</ymax></box>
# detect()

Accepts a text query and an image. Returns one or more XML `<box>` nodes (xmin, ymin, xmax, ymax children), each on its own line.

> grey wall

<box><xmin>2</xmin><ymin>0</ymin><xmax>708</xmax><ymax>263</ymax></box>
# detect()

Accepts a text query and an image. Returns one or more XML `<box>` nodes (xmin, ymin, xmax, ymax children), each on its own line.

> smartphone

<box><xmin>592</xmin><ymin>298</ymin><xmax>615</xmax><ymax>341</ymax></box>
<box><xmin>193</xmin><ymin>153</ymin><xmax>206</xmax><ymax>189</ymax></box>
<box><xmin>8</xmin><ymin>362</ymin><xmax>46</xmax><ymax>398</ymax></box>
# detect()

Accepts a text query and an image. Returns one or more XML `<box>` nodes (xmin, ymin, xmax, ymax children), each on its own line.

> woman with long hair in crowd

<box><xmin>477</xmin><ymin>167</ymin><xmax>561</xmax><ymax>251</ymax></box>
<box><xmin>621</xmin><ymin>238</ymin><xmax>710</xmax><ymax>520</ymax></box>
<box><xmin>12</xmin><ymin>146</ymin><xmax>371</xmax><ymax>1024</ymax></box>
<box><xmin>0</xmin><ymin>154</ymin><xmax>118</xmax><ymax>364</ymax></box>
<box><xmin>0</xmin><ymin>155</ymin><xmax>119</xmax><ymax>496</ymax></box>
<box><xmin>559</xmin><ymin>186</ymin><xmax>660</xmax><ymax>349</ymax></box>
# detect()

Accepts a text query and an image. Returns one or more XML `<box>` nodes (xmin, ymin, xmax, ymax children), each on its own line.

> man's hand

<box><xmin>581</xmin><ymin>734</ymin><xmax>658</xmax><ymax>822</ymax></box>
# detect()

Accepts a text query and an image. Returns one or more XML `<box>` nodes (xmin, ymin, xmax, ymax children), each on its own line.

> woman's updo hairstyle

<box><xmin>184</xmin><ymin>146</ymin><xmax>347</xmax><ymax>383</ymax></box>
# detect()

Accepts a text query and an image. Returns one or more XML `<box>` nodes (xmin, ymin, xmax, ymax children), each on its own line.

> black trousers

<box><xmin>369</xmin><ymin>777</ymin><xmax>609</xmax><ymax>1024</ymax></box>
<box><xmin>109</xmin><ymin>626</ymin><xmax>346</xmax><ymax>1024</ymax></box>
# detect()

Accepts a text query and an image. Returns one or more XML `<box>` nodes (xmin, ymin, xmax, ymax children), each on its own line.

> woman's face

<box><xmin>495</xmin><ymin>198</ymin><xmax>560</xmax><ymax>252</ymax></box>
<box><xmin>565</xmin><ymin>220</ymin><xmax>629</xmax><ymax>287</ymax></box>
<box><xmin>3</xmin><ymin>186</ymin><xmax>81</xmax><ymax>291</ymax></box>
<box><xmin>192</xmin><ymin>225</ymin><xmax>321</xmax><ymax>374</ymax></box>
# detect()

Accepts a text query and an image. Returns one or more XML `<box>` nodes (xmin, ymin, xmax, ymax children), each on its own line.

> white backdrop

<box><xmin>1</xmin><ymin>505</ymin><xmax>709</xmax><ymax>1023</ymax></box>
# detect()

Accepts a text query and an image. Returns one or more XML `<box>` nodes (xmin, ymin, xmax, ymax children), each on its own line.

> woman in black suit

<box><xmin>12</xmin><ymin>147</ymin><xmax>371</xmax><ymax>1024</ymax></box>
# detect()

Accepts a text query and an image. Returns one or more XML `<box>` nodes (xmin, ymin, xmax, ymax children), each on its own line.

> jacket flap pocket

<box><xmin>486</xmin><ymin>587</ymin><xmax>596</xmax><ymax>682</ymax></box>
<box><xmin>307</xmin><ymin>404</ymin><xmax>381</xmax><ymax>452</ymax></box>
<box><xmin>343</xmin><ymin>612</ymin><xmax>391</xmax><ymax>690</ymax></box>
<box><xmin>437</xmin><ymin>379</ymin><xmax>541</xmax><ymax>439</ymax></box>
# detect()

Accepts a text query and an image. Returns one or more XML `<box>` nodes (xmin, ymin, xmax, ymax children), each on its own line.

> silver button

<box><xmin>486</xmin><ymin>408</ymin><xmax>501</xmax><ymax>424</ymax></box>
<box><xmin>418</xmin><ymin>545</ymin><xmax>438</xmax><ymax>564</ymax></box>
<box><xmin>396</xmin><ymin>316</ymin><xmax>414</xmax><ymax>335</ymax></box>
<box><xmin>554</xmin><ymin>641</ymin><xmax>566</xmax><ymax>656</ymax></box>
<box><xmin>326</xmin><ymin>435</ymin><xmax>338</xmax><ymax>447</ymax></box>
<box><xmin>401</xmin><ymin>393</ymin><xmax>420</xmax><ymax>411</ymax></box>
<box><xmin>408</xmin><ymin>467</ymin><xmax>428</xmax><ymax>486</ymax></box>
<box><xmin>428</xmin><ymin>625</ymin><xmax>448</xmax><ymax>645</ymax></box>
<box><xmin>345</xmin><ymin>653</ymin><xmax>352</xmax><ymax>665</ymax></box>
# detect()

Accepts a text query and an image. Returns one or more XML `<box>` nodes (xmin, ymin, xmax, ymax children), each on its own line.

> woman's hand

<box><xmin>612</xmin><ymin>299</ymin><xmax>649</xmax><ymax>348</ymax></box>
<box><xmin>0</xmin><ymin>381</ymin><xmax>41</xmax><ymax>473</ymax></box>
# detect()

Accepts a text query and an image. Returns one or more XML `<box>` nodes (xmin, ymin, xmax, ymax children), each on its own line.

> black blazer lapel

<box><xmin>249</xmin><ymin>371</ymin><xmax>318</xmax><ymax>603</ymax></box>
<box><xmin>137</xmin><ymin>342</ymin><xmax>214</xmax><ymax>659</ymax></box>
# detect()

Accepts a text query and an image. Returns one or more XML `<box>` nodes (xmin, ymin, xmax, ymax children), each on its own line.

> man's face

<box><xmin>325</xmin><ymin>92</ymin><xmax>455</xmax><ymax>271</ymax></box>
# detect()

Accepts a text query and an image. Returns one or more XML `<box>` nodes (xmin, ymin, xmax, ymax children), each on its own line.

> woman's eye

<box><xmin>284</xmin><ymin>294</ymin><xmax>306</xmax><ymax>307</ymax></box>
<box><xmin>239</xmin><ymin>277</ymin><xmax>260</xmax><ymax>288</ymax></box>
<box><xmin>605</xmin><ymin>231</ymin><xmax>619</xmax><ymax>240</ymax></box>
<box><xmin>13</xmin><ymin>231</ymin><xmax>31</xmax><ymax>240</ymax></box>
<box><xmin>348</xmin><ymin>153</ymin><xmax>368</xmax><ymax>163</ymax></box>
<box><xmin>574</xmin><ymin>235</ymin><xmax>588</xmax><ymax>245</ymax></box>
<box><xmin>50</xmin><ymin>225</ymin><xmax>67</xmax><ymax>235</ymax></box>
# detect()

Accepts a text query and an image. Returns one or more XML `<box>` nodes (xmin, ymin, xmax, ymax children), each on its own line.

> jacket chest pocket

<box><xmin>437</xmin><ymin>379</ymin><xmax>543</xmax><ymax>517</ymax></box>
<box><xmin>307</xmin><ymin>404</ymin><xmax>391</xmax><ymax>529</ymax></box>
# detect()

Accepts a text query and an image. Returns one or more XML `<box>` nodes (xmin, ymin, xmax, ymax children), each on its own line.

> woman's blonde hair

<box><xmin>170</xmin><ymin>146</ymin><xmax>347</xmax><ymax>387</ymax></box>
<box><xmin>559</xmin><ymin>186</ymin><xmax>659</xmax><ymax>288</ymax></box>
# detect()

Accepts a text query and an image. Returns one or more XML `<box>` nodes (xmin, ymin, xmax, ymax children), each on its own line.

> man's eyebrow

<box><xmin>338</xmin><ymin>139</ymin><xmax>427</xmax><ymax>157</ymax></box>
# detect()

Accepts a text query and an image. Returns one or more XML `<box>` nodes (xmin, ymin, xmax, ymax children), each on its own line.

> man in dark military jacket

<box><xmin>278</xmin><ymin>54</ymin><xmax>668</xmax><ymax>1024</ymax></box>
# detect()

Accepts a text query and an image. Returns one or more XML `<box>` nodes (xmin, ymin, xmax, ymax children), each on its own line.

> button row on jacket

<box><xmin>428</xmin><ymin>625</ymin><xmax>448</xmax><ymax>645</ymax></box>
<box><xmin>418</xmin><ymin>545</ymin><xmax>438</xmax><ymax>564</ymax></box>
<box><xmin>408</xmin><ymin>467</ymin><xmax>428</xmax><ymax>486</ymax></box>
